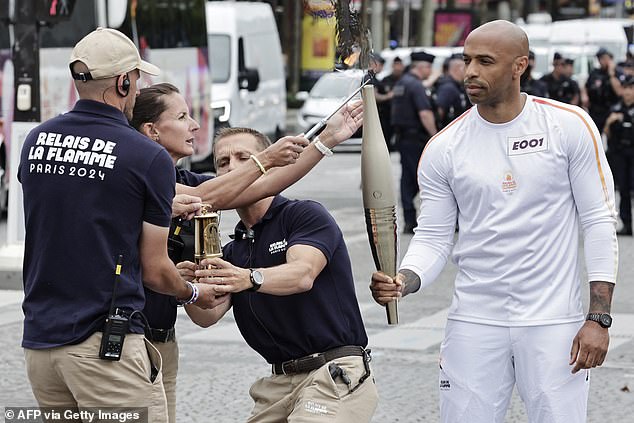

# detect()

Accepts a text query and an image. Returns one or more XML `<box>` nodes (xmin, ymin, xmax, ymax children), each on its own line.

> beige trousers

<box><xmin>247</xmin><ymin>355</ymin><xmax>379</xmax><ymax>423</ymax></box>
<box><xmin>151</xmin><ymin>339</ymin><xmax>179</xmax><ymax>423</ymax></box>
<box><xmin>24</xmin><ymin>332</ymin><xmax>168</xmax><ymax>423</ymax></box>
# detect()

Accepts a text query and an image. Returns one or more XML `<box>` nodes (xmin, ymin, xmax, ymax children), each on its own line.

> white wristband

<box><xmin>177</xmin><ymin>281</ymin><xmax>199</xmax><ymax>305</ymax></box>
<box><xmin>313</xmin><ymin>137</ymin><xmax>333</xmax><ymax>156</ymax></box>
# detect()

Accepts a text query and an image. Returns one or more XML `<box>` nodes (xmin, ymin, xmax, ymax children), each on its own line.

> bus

<box><xmin>0</xmin><ymin>0</ymin><xmax>213</xmax><ymax>213</ymax></box>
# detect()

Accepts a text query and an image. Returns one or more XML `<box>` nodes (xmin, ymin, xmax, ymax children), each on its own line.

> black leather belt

<box><xmin>271</xmin><ymin>345</ymin><xmax>365</xmax><ymax>375</ymax></box>
<box><xmin>147</xmin><ymin>327</ymin><xmax>175</xmax><ymax>343</ymax></box>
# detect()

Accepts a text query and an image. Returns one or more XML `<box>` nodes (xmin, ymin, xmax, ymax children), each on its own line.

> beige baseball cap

<box><xmin>69</xmin><ymin>27</ymin><xmax>160</xmax><ymax>80</ymax></box>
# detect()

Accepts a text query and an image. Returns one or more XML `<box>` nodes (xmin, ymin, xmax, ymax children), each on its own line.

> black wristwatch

<box><xmin>586</xmin><ymin>313</ymin><xmax>612</xmax><ymax>328</ymax></box>
<box><xmin>249</xmin><ymin>269</ymin><xmax>264</xmax><ymax>291</ymax></box>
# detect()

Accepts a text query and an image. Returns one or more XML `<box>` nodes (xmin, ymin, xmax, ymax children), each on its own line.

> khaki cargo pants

<box><xmin>25</xmin><ymin>332</ymin><xmax>168</xmax><ymax>423</ymax></box>
<box><xmin>247</xmin><ymin>355</ymin><xmax>379</xmax><ymax>423</ymax></box>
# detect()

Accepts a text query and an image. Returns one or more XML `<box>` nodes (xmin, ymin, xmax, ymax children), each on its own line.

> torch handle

<box><xmin>386</xmin><ymin>301</ymin><xmax>398</xmax><ymax>325</ymax></box>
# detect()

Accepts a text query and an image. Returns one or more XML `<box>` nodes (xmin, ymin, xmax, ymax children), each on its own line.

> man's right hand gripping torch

<box><xmin>360</xmin><ymin>85</ymin><xmax>399</xmax><ymax>325</ymax></box>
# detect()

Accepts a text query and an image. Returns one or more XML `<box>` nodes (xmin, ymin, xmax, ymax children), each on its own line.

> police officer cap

<box><xmin>622</xmin><ymin>74</ymin><xmax>634</xmax><ymax>87</ymax></box>
<box><xmin>596</xmin><ymin>47</ymin><xmax>613</xmax><ymax>58</ymax></box>
<box><xmin>411</xmin><ymin>51</ymin><xmax>435</xmax><ymax>63</ymax></box>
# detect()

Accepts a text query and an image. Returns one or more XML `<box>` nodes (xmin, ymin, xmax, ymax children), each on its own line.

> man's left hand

<box><xmin>569</xmin><ymin>321</ymin><xmax>609</xmax><ymax>373</ymax></box>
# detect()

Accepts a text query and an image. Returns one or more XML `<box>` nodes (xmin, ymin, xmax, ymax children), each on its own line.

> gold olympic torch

<box><xmin>194</xmin><ymin>204</ymin><xmax>222</xmax><ymax>267</ymax></box>
<box><xmin>361</xmin><ymin>85</ymin><xmax>399</xmax><ymax>325</ymax></box>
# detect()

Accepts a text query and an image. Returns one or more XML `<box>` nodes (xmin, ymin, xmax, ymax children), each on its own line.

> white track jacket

<box><xmin>400</xmin><ymin>95</ymin><xmax>618</xmax><ymax>326</ymax></box>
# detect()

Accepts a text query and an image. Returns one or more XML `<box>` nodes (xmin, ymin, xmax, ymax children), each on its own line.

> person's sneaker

<box><xmin>617</xmin><ymin>226</ymin><xmax>633</xmax><ymax>236</ymax></box>
<box><xmin>403</xmin><ymin>223</ymin><xmax>416</xmax><ymax>234</ymax></box>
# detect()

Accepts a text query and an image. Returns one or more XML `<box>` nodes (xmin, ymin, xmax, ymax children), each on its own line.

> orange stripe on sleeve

<box><xmin>532</xmin><ymin>98</ymin><xmax>611</xmax><ymax>208</ymax></box>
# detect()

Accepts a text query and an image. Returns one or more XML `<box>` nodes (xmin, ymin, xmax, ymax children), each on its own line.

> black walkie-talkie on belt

<box><xmin>99</xmin><ymin>254</ymin><xmax>129</xmax><ymax>361</ymax></box>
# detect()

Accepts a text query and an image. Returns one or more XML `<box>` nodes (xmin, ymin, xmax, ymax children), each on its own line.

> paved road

<box><xmin>1</xmin><ymin>151</ymin><xmax>634</xmax><ymax>422</ymax></box>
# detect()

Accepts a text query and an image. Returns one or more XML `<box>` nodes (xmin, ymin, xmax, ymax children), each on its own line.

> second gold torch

<box><xmin>194</xmin><ymin>205</ymin><xmax>223</xmax><ymax>266</ymax></box>
<box><xmin>361</xmin><ymin>85</ymin><xmax>399</xmax><ymax>325</ymax></box>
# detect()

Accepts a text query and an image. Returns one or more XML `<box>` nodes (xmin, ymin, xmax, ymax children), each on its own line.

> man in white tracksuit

<box><xmin>370</xmin><ymin>20</ymin><xmax>617</xmax><ymax>423</ymax></box>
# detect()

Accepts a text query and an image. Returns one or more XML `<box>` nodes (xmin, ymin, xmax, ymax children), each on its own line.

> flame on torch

<box><xmin>343</xmin><ymin>50</ymin><xmax>361</xmax><ymax>67</ymax></box>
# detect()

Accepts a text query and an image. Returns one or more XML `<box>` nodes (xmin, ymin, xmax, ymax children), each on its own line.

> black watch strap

<box><xmin>586</xmin><ymin>312</ymin><xmax>612</xmax><ymax>328</ymax></box>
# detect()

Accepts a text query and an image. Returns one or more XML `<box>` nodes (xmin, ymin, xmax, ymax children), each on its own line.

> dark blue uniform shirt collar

<box><xmin>233</xmin><ymin>195</ymin><xmax>289</xmax><ymax>233</ymax></box>
<box><xmin>72</xmin><ymin>99</ymin><xmax>129</xmax><ymax>125</ymax></box>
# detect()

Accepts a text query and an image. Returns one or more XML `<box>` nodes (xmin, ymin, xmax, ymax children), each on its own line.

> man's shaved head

<box><xmin>462</xmin><ymin>20</ymin><xmax>529</xmax><ymax>118</ymax></box>
<box><xmin>466</xmin><ymin>20</ymin><xmax>529</xmax><ymax>59</ymax></box>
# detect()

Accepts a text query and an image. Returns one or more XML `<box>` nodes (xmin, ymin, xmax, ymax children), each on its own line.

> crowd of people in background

<box><xmin>534</xmin><ymin>46</ymin><xmax>634</xmax><ymax>235</ymax></box>
<box><xmin>368</xmin><ymin>44</ymin><xmax>634</xmax><ymax>236</ymax></box>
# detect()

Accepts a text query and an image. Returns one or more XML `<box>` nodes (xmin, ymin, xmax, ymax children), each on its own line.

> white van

<box><xmin>207</xmin><ymin>1</ymin><xmax>287</xmax><ymax>140</ymax></box>
<box><xmin>522</xmin><ymin>18</ymin><xmax>630</xmax><ymax>84</ymax></box>
<box><xmin>548</xmin><ymin>19</ymin><xmax>629</xmax><ymax>62</ymax></box>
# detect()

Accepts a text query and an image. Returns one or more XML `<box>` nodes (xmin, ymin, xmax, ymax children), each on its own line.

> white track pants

<box><xmin>438</xmin><ymin>320</ymin><xmax>589</xmax><ymax>423</ymax></box>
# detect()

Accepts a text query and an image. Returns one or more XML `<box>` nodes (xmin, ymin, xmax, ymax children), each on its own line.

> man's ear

<box><xmin>141</xmin><ymin>122</ymin><xmax>159</xmax><ymax>141</ymax></box>
<box><xmin>513</xmin><ymin>56</ymin><xmax>529</xmax><ymax>80</ymax></box>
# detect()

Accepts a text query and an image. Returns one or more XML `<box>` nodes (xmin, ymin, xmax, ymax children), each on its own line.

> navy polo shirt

<box><xmin>391</xmin><ymin>72</ymin><xmax>432</xmax><ymax>130</ymax></box>
<box><xmin>19</xmin><ymin>99</ymin><xmax>175</xmax><ymax>349</ymax></box>
<box><xmin>143</xmin><ymin>168</ymin><xmax>213</xmax><ymax>330</ymax></box>
<box><xmin>224</xmin><ymin>195</ymin><xmax>368</xmax><ymax>364</ymax></box>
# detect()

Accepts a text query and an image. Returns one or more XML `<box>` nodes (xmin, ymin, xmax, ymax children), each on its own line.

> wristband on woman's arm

<box><xmin>313</xmin><ymin>136</ymin><xmax>333</xmax><ymax>156</ymax></box>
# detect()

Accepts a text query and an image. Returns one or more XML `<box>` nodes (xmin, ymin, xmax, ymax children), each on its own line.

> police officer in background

<box><xmin>391</xmin><ymin>51</ymin><xmax>438</xmax><ymax>234</ymax></box>
<box><xmin>520</xmin><ymin>50</ymin><xmax>548</xmax><ymax>97</ymax></box>
<box><xmin>540</xmin><ymin>52</ymin><xmax>579</xmax><ymax>104</ymax></box>
<box><xmin>605</xmin><ymin>75</ymin><xmax>634</xmax><ymax>235</ymax></box>
<box><xmin>382</xmin><ymin>56</ymin><xmax>405</xmax><ymax>88</ymax></box>
<box><xmin>365</xmin><ymin>53</ymin><xmax>395</xmax><ymax>150</ymax></box>
<box><xmin>586</xmin><ymin>47</ymin><xmax>623</xmax><ymax>134</ymax></box>
<box><xmin>377</xmin><ymin>56</ymin><xmax>405</xmax><ymax>151</ymax></box>
<box><xmin>435</xmin><ymin>53</ymin><xmax>470</xmax><ymax>129</ymax></box>
<box><xmin>562</xmin><ymin>58</ymin><xmax>581</xmax><ymax>106</ymax></box>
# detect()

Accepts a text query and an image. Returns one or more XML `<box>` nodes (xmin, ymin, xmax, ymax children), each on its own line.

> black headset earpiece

<box><xmin>116</xmin><ymin>74</ymin><xmax>130</xmax><ymax>97</ymax></box>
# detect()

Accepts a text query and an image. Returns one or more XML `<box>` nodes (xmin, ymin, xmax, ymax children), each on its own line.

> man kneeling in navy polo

<box><xmin>180</xmin><ymin>127</ymin><xmax>378</xmax><ymax>422</ymax></box>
